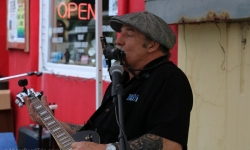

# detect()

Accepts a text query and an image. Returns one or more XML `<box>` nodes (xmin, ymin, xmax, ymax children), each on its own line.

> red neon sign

<box><xmin>57</xmin><ymin>2</ymin><xmax>96</xmax><ymax>20</ymax></box>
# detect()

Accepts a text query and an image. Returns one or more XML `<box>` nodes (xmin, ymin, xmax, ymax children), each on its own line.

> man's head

<box><xmin>110</xmin><ymin>11</ymin><xmax>176</xmax><ymax>52</ymax></box>
<box><xmin>109</xmin><ymin>11</ymin><xmax>176</xmax><ymax>70</ymax></box>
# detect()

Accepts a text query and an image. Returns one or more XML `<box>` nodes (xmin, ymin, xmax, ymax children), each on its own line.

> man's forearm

<box><xmin>60</xmin><ymin>121</ymin><xmax>84</xmax><ymax>135</ymax></box>
<box><xmin>113</xmin><ymin>134</ymin><xmax>163</xmax><ymax>150</ymax></box>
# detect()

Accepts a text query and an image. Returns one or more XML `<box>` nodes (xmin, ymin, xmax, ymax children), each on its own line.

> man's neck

<box><xmin>127</xmin><ymin>53</ymin><xmax>166</xmax><ymax>80</ymax></box>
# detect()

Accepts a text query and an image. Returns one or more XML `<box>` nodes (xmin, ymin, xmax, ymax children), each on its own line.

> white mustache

<box><xmin>115</xmin><ymin>45</ymin><xmax>124</xmax><ymax>51</ymax></box>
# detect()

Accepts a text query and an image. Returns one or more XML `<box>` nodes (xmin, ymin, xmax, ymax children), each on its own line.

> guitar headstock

<box><xmin>15</xmin><ymin>79</ymin><xmax>43</xmax><ymax>107</ymax></box>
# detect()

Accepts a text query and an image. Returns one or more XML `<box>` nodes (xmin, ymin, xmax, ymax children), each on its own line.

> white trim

<box><xmin>95</xmin><ymin>0</ymin><xmax>103</xmax><ymax>109</ymax></box>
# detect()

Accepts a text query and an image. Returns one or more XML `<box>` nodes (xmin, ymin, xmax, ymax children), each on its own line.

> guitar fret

<box><xmin>53</xmin><ymin>127</ymin><xmax>61</xmax><ymax>132</ymax></box>
<box><xmin>35</xmin><ymin>105</ymin><xmax>42</xmax><ymax>110</ymax></box>
<box><xmin>43</xmin><ymin>116</ymin><xmax>52</xmax><ymax>121</ymax></box>
<box><xmin>59</xmin><ymin>136</ymin><xmax>67</xmax><ymax>142</ymax></box>
<box><xmin>40</xmin><ymin>111</ymin><xmax>47</xmax><ymax>116</ymax></box>
<box><xmin>61</xmin><ymin>139</ymin><xmax>71</xmax><ymax>145</ymax></box>
<box><xmin>61</xmin><ymin>142</ymin><xmax>72</xmax><ymax>150</ymax></box>
<box><xmin>56</xmin><ymin>133</ymin><xmax>65</xmax><ymax>138</ymax></box>
<box><xmin>47</xmin><ymin>121</ymin><xmax>55</xmax><ymax>126</ymax></box>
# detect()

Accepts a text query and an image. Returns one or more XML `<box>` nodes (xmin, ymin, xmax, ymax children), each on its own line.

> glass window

<box><xmin>39</xmin><ymin>0</ymin><xmax>117</xmax><ymax>79</ymax></box>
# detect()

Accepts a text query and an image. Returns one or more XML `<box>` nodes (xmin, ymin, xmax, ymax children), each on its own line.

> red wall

<box><xmin>0</xmin><ymin>0</ymin><xmax>8</xmax><ymax>77</ymax></box>
<box><xmin>8</xmin><ymin>0</ymin><xmax>41</xmax><ymax>137</ymax></box>
<box><xmin>6</xmin><ymin>0</ymin><xmax>177</xmax><ymax>140</ymax></box>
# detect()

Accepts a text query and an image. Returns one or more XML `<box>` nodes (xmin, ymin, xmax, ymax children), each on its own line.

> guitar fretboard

<box><xmin>30</xmin><ymin>93</ymin><xmax>75</xmax><ymax>150</ymax></box>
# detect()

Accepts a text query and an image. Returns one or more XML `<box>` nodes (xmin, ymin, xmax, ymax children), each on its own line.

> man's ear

<box><xmin>148</xmin><ymin>42</ymin><xmax>160</xmax><ymax>53</ymax></box>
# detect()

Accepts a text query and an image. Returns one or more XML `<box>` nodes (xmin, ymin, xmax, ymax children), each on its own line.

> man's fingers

<box><xmin>71</xmin><ymin>142</ymin><xmax>77</xmax><ymax>148</ymax></box>
<box><xmin>29</xmin><ymin>102</ymin><xmax>35</xmax><ymax>115</ymax></box>
<box><xmin>23</xmin><ymin>96</ymin><xmax>31</xmax><ymax>107</ymax></box>
<box><xmin>23</xmin><ymin>96</ymin><xmax>34</xmax><ymax>114</ymax></box>
<box><xmin>41</xmin><ymin>95</ymin><xmax>48</xmax><ymax>106</ymax></box>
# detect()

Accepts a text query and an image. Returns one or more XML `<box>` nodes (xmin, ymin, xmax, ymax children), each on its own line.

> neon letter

<box><xmin>88</xmin><ymin>4</ymin><xmax>95</xmax><ymax>20</ymax></box>
<box><xmin>68</xmin><ymin>2</ymin><xmax>77</xmax><ymax>19</ymax></box>
<box><xmin>78</xmin><ymin>3</ymin><xmax>88</xmax><ymax>20</ymax></box>
<box><xmin>57</xmin><ymin>2</ymin><xmax>67</xmax><ymax>18</ymax></box>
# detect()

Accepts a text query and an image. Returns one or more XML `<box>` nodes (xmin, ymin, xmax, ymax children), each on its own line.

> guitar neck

<box><xmin>30</xmin><ymin>93</ymin><xmax>75</xmax><ymax>149</ymax></box>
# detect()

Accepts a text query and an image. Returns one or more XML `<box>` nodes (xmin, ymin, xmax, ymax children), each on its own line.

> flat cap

<box><xmin>109</xmin><ymin>11</ymin><xmax>176</xmax><ymax>50</ymax></box>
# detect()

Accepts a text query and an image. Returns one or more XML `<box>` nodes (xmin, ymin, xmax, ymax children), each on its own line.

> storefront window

<box><xmin>49</xmin><ymin>0</ymin><xmax>117</xmax><ymax>67</ymax></box>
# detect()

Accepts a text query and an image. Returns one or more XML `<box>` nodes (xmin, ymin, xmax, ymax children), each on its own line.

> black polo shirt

<box><xmin>81</xmin><ymin>56</ymin><xmax>193</xmax><ymax>149</ymax></box>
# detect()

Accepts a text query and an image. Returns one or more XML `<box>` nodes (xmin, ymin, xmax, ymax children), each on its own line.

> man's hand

<box><xmin>71</xmin><ymin>141</ymin><xmax>107</xmax><ymax>150</ymax></box>
<box><xmin>23</xmin><ymin>95</ymin><xmax>51</xmax><ymax>127</ymax></box>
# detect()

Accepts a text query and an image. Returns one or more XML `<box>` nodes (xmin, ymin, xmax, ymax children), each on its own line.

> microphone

<box><xmin>110</xmin><ymin>61</ymin><xmax>124</xmax><ymax>96</ymax></box>
<box><xmin>100</xmin><ymin>36</ymin><xmax>125</xmax><ymax>60</ymax></box>
<box><xmin>103</xmin><ymin>45</ymin><xmax>125</xmax><ymax>60</ymax></box>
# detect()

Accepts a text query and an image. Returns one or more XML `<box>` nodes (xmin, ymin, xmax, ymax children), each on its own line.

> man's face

<box><xmin>115</xmin><ymin>25</ymin><xmax>150</xmax><ymax>69</ymax></box>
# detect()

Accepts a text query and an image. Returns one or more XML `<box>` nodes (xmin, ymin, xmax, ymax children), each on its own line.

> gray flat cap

<box><xmin>109</xmin><ymin>11</ymin><xmax>176</xmax><ymax>50</ymax></box>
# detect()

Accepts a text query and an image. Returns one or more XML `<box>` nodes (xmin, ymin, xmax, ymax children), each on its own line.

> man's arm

<box><xmin>60</xmin><ymin>122</ymin><xmax>84</xmax><ymax>135</ymax></box>
<box><xmin>70</xmin><ymin>134</ymin><xmax>182</xmax><ymax>150</ymax></box>
<box><xmin>113</xmin><ymin>134</ymin><xmax>182</xmax><ymax>150</ymax></box>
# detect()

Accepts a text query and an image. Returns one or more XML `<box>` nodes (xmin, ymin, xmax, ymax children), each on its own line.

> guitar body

<box><xmin>72</xmin><ymin>130</ymin><xmax>100</xmax><ymax>143</ymax></box>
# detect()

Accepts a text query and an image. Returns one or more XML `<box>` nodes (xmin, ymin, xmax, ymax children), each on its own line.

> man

<box><xmin>25</xmin><ymin>11</ymin><xmax>193</xmax><ymax>150</ymax></box>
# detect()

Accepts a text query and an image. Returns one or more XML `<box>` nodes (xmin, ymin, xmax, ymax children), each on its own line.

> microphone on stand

<box><xmin>110</xmin><ymin>61</ymin><xmax>128</xmax><ymax>150</ymax></box>
<box><xmin>110</xmin><ymin>61</ymin><xmax>124</xmax><ymax>96</ymax></box>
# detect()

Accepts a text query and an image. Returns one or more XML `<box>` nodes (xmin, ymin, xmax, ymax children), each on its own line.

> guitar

<box><xmin>15</xmin><ymin>88</ymin><xmax>100</xmax><ymax>150</ymax></box>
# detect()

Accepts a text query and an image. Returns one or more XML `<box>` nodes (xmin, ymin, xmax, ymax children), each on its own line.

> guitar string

<box><xmin>31</xmin><ymin>94</ymin><xmax>75</xmax><ymax>149</ymax></box>
<box><xmin>32</xmin><ymin>96</ymin><xmax>73</xmax><ymax>149</ymax></box>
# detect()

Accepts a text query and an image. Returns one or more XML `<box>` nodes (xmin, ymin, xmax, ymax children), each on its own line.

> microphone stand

<box><xmin>110</xmin><ymin>62</ymin><xmax>126</xmax><ymax>150</ymax></box>
<box><xmin>100</xmin><ymin>36</ymin><xmax>127</xmax><ymax>149</ymax></box>
<box><xmin>0</xmin><ymin>71</ymin><xmax>43</xmax><ymax>82</ymax></box>
<box><xmin>115</xmin><ymin>84</ymin><xmax>126</xmax><ymax>150</ymax></box>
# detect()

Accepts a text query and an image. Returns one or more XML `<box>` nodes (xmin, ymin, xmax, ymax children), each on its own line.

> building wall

<box><xmin>178</xmin><ymin>22</ymin><xmax>250</xmax><ymax>150</ymax></box>
<box><xmin>0</xmin><ymin>0</ymin><xmax>8</xmax><ymax>77</ymax></box>
<box><xmin>9</xmin><ymin>0</ymin><xmax>44</xmax><ymax>137</ymax></box>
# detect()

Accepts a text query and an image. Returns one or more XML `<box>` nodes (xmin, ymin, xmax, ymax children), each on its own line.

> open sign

<box><xmin>57</xmin><ymin>2</ymin><xmax>95</xmax><ymax>20</ymax></box>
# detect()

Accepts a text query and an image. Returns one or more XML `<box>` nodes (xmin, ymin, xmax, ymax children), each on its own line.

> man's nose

<box><xmin>115</xmin><ymin>35</ymin><xmax>124</xmax><ymax>46</ymax></box>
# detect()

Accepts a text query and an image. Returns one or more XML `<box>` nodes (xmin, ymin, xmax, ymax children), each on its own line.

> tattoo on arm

<box><xmin>67</xmin><ymin>123</ymin><xmax>83</xmax><ymax>132</ymax></box>
<box><xmin>113</xmin><ymin>134</ymin><xmax>163</xmax><ymax>150</ymax></box>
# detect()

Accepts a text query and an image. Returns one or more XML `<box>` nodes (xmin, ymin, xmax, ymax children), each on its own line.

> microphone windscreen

<box><xmin>110</xmin><ymin>61</ymin><xmax>124</xmax><ymax>75</ymax></box>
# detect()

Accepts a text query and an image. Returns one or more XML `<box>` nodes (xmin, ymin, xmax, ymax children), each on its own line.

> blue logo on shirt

<box><xmin>126</xmin><ymin>94</ymin><xmax>139</xmax><ymax>102</ymax></box>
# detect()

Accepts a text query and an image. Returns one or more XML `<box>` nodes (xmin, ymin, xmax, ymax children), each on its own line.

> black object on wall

<box><xmin>18</xmin><ymin>125</ymin><xmax>59</xmax><ymax>150</ymax></box>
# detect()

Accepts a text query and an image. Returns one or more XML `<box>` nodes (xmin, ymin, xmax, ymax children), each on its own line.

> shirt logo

<box><xmin>126</xmin><ymin>94</ymin><xmax>139</xmax><ymax>102</ymax></box>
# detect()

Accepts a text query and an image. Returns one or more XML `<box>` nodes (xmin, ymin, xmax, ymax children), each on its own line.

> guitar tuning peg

<box><xmin>18</xmin><ymin>103</ymin><xmax>23</xmax><ymax>107</ymax></box>
<box><xmin>15</xmin><ymin>99</ymin><xmax>20</xmax><ymax>105</ymax></box>
<box><xmin>15</xmin><ymin>99</ymin><xmax>23</xmax><ymax>108</ymax></box>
